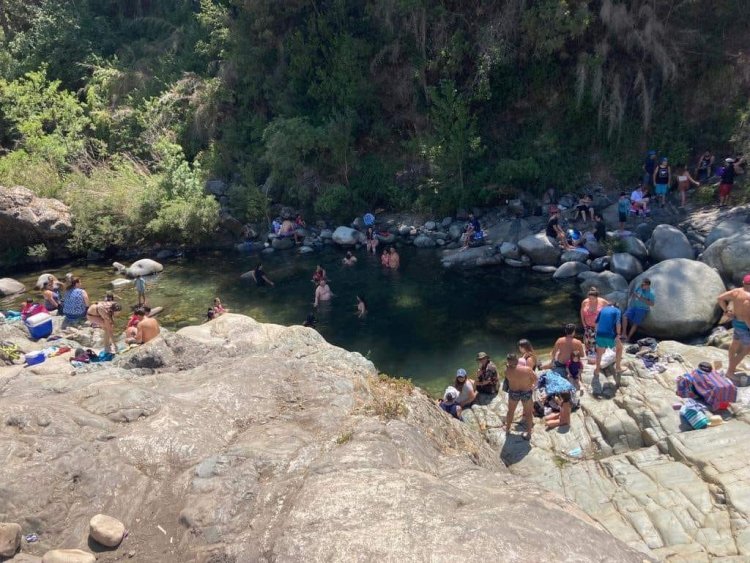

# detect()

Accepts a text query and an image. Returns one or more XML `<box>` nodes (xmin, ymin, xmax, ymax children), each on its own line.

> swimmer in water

<box><xmin>356</xmin><ymin>295</ymin><xmax>367</xmax><ymax>318</ymax></box>
<box><xmin>313</xmin><ymin>279</ymin><xmax>333</xmax><ymax>307</ymax></box>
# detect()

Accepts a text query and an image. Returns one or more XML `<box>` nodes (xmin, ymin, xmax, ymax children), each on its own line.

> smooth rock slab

<box><xmin>89</xmin><ymin>513</ymin><xmax>125</xmax><ymax>547</ymax></box>
<box><xmin>553</xmin><ymin>262</ymin><xmax>590</xmax><ymax>279</ymax></box>
<box><xmin>532</xmin><ymin>265</ymin><xmax>557</xmax><ymax>274</ymax></box>
<box><xmin>561</xmin><ymin>250</ymin><xmax>589</xmax><ymax>263</ymax></box>
<box><xmin>701</xmin><ymin>231</ymin><xmax>750</xmax><ymax>285</ymax></box>
<box><xmin>579</xmin><ymin>271</ymin><xmax>629</xmax><ymax>296</ymax></box>
<box><xmin>647</xmin><ymin>225</ymin><xmax>694</xmax><ymax>262</ymax></box>
<box><xmin>518</xmin><ymin>233</ymin><xmax>561</xmax><ymax>266</ymax></box>
<box><xmin>42</xmin><ymin>550</ymin><xmax>96</xmax><ymax>563</ymax></box>
<box><xmin>610</xmin><ymin>253</ymin><xmax>643</xmax><ymax>281</ymax></box>
<box><xmin>271</xmin><ymin>237</ymin><xmax>295</xmax><ymax>250</ymax></box>
<box><xmin>332</xmin><ymin>226</ymin><xmax>363</xmax><ymax>246</ymax></box>
<box><xmin>413</xmin><ymin>234</ymin><xmax>437</xmax><ymax>248</ymax></box>
<box><xmin>0</xmin><ymin>278</ymin><xmax>25</xmax><ymax>297</ymax></box>
<box><xmin>0</xmin><ymin>522</ymin><xmax>21</xmax><ymax>557</ymax></box>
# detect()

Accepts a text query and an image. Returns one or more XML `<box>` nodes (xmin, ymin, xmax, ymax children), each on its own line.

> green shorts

<box><xmin>596</xmin><ymin>335</ymin><xmax>616</xmax><ymax>349</ymax></box>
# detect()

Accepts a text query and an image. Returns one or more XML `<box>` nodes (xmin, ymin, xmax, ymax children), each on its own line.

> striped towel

<box><xmin>676</xmin><ymin>369</ymin><xmax>737</xmax><ymax>412</ymax></box>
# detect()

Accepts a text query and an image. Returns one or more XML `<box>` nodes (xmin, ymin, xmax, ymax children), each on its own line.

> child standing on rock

<box><xmin>134</xmin><ymin>275</ymin><xmax>147</xmax><ymax>306</ymax></box>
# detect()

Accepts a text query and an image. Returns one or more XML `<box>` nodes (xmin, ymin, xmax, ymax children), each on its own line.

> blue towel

<box><xmin>537</xmin><ymin>370</ymin><xmax>575</xmax><ymax>395</ymax></box>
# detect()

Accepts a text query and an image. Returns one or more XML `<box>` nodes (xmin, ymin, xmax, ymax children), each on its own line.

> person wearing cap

<box><xmin>717</xmin><ymin>275</ymin><xmax>750</xmax><ymax>380</ymax></box>
<box><xmin>545</xmin><ymin>324</ymin><xmax>585</xmax><ymax>375</ymax></box>
<box><xmin>438</xmin><ymin>386</ymin><xmax>463</xmax><ymax>421</ymax></box>
<box><xmin>504</xmin><ymin>353</ymin><xmax>538</xmax><ymax>440</ymax></box>
<box><xmin>642</xmin><ymin>150</ymin><xmax>657</xmax><ymax>186</ymax></box>
<box><xmin>454</xmin><ymin>368</ymin><xmax>477</xmax><ymax>408</ymax></box>
<box><xmin>622</xmin><ymin>278</ymin><xmax>655</xmax><ymax>343</ymax></box>
<box><xmin>652</xmin><ymin>157</ymin><xmax>671</xmax><ymax>207</ymax></box>
<box><xmin>475</xmin><ymin>352</ymin><xmax>499</xmax><ymax>395</ymax></box>
<box><xmin>718</xmin><ymin>157</ymin><xmax>744</xmax><ymax>206</ymax></box>
<box><xmin>581</xmin><ymin>288</ymin><xmax>608</xmax><ymax>362</ymax></box>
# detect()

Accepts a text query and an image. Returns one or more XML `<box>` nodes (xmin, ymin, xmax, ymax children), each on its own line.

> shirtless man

<box><xmin>546</xmin><ymin>323</ymin><xmax>585</xmax><ymax>375</ymax></box>
<box><xmin>718</xmin><ymin>274</ymin><xmax>750</xmax><ymax>379</ymax></box>
<box><xmin>504</xmin><ymin>353</ymin><xmax>538</xmax><ymax>441</ymax></box>
<box><xmin>134</xmin><ymin>313</ymin><xmax>160</xmax><ymax>345</ymax></box>
<box><xmin>389</xmin><ymin>247</ymin><xmax>400</xmax><ymax>269</ymax></box>
<box><xmin>314</xmin><ymin>279</ymin><xmax>333</xmax><ymax>307</ymax></box>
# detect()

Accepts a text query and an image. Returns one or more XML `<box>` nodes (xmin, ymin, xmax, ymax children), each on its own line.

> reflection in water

<box><xmin>3</xmin><ymin>247</ymin><xmax>579</xmax><ymax>394</ymax></box>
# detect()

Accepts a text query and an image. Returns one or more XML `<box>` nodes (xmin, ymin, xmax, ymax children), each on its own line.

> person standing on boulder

<box><xmin>622</xmin><ymin>278</ymin><xmax>655</xmax><ymax>342</ymax></box>
<box><xmin>134</xmin><ymin>274</ymin><xmax>147</xmax><ymax>306</ymax></box>
<box><xmin>717</xmin><ymin>275</ymin><xmax>750</xmax><ymax>380</ymax></box>
<box><xmin>504</xmin><ymin>353</ymin><xmax>538</xmax><ymax>440</ymax></box>
<box><xmin>594</xmin><ymin>302</ymin><xmax>623</xmax><ymax>379</ymax></box>
<box><xmin>475</xmin><ymin>351</ymin><xmax>499</xmax><ymax>395</ymax></box>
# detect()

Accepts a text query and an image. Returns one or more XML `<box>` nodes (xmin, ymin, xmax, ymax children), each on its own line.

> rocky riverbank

<box><xmin>0</xmin><ymin>314</ymin><xmax>647</xmax><ymax>562</ymax></box>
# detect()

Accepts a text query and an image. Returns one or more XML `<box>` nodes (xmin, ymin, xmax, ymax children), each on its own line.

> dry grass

<box><xmin>360</xmin><ymin>373</ymin><xmax>414</xmax><ymax>420</ymax></box>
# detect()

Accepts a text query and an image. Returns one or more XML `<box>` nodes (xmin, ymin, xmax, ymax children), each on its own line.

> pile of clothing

<box><xmin>676</xmin><ymin>362</ymin><xmax>737</xmax><ymax>412</ymax></box>
<box><xmin>71</xmin><ymin>348</ymin><xmax>115</xmax><ymax>366</ymax></box>
<box><xmin>625</xmin><ymin>337</ymin><xmax>683</xmax><ymax>375</ymax></box>
<box><xmin>533</xmin><ymin>370</ymin><xmax>579</xmax><ymax>417</ymax></box>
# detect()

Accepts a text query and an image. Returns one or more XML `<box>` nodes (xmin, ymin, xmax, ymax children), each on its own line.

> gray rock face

<box><xmin>0</xmin><ymin>186</ymin><xmax>72</xmax><ymax>249</ymax></box>
<box><xmin>560</xmin><ymin>250</ymin><xmax>589</xmax><ymax>263</ymax></box>
<box><xmin>320</xmin><ymin>229</ymin><xmax>333</xmax><ymax>240</ymax></box>
<box><xmin>413</xmin><ymin>234</ymin><xmax>437</xmax><ymax>248</ymax></box>
<box><xmin>647</xmin><ymin>225</ymin><xmax>694</xmax><ymax>262</ymax></box>
<box><xmin>424</xmin><ymin>220</ymin><xmax>437</xmax><ymax>231</ymax></box>
<box><xmin>271</xmin><ymin>237</ymin><xmax>295</xmax><ymax>250</ymax></box>
<box><xmin>532</xmin><ymin>265</ymin><xmax>557</xmax><ymax>274</ymax></box>
<box><xmin>579</xmin><ymin>271</ymin><xmax>629</xmax><ymax>295</ymax></box>
<box><xmin>553</xmin><ymin>262</ymin><xmax>590</xmax><ymax>279</ymax></box>
<box><xmin>113</xmin><ymin>259</ymin><xmax>164</xmax><ymax>278</ymax></box>
<box><xmin>376</xmin><ymin>232</ymin><xmax>397</xmax><ymax>244</ymax></box>
<box><xmin>584</xmin><ymin>240</ymin><xmax>606</xmax><ymax>258</ymax></box>
<box><xmin>705</xmin><ymin>220</ymin><xmax>749</xmax><ymax>248</ymax></box>
<box><xmin>629</xmin><ymin>259</ymin><xmax>725</xmax><ymax>339</ymax></box>
<box><xmin>485</xmin><ymin>218</ymin><xmax>532</xmax><ymax>245</ymax></box>
<box><xmin>518</xmin><ymin>233</ymin><xmax>561</xmax><ymax>266</ymax></box>
<box><xmin>610</xmin><ymin>253</ymin><xmax>643</xmax><ymax>281</ymax></box>
<box><xmin>621</xmin><ymin>236</ymin><xmax>649</xmax><ymax>261</ymax></box>
<box><xmin>0</xmin><ymin>522</ymin><xmax>21</xmax><ymax>557</ymax></box>
<box><xmin>701</xmin><ymin>232</ymin><xmax>750</xmax><ymax>285</ymax></box>
<box><xmin>89</xmin><ymin>514</ymin><xmax>125</xmax><ymax>547</ymax></box>
<box><xmin>448</xmin><ymin>223</ymin><xmax>464</xmax><ymax>241</ymax></box>
<box><xmin>0</xmin><ymin>278</ymin><xmax>25</xmax><ymax>297</ymax></box>
<box><xmin>499</xmin><ymin>242</ymin><xmax>521</xmax><ymax>260</ymax></box>
<box><xmin>332</xmin><ymin>226</ymin><xmax>363</xmax><ymax>246</ymax></box>
<box><xmin>0</xmin><ymin>314</ymin><xmax>645</xmax><ymax>563</ymax></box>
<box><xmin>41</xmin><ymin>550</ymin><xmax>95</xmax><ymax>563</ymax></box>
<box><xmin>590</xmin><ymin>256</ymin><xmax>609</xmax><ymax>272</ymax></box>
<box><xmin>441</xmin><ymin>246</ymin><xmax>497</xmax><ymax>269</ymax></box>
<box><xmin>441</xmin><ymin>217</ymin><xmax>453</xmax><ymax>228</ymax></box>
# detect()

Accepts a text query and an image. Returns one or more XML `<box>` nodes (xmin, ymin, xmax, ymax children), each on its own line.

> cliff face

<box><xmin>0</xmin><ymin>314</ymin><xmax>646</xmax><ymax>562</ymax></box>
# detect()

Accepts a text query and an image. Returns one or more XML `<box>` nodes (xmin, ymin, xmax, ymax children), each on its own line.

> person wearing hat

<box><xmin>438</xmin><ymin>386</ymin><xmax>463</xmax><ymax>420</ymax></box>
<box><xmin>454</xmin><ymin>368</ymin><xmax>477</xmax><ymax>408</ymax></box>
<box><xmin>652</xmin><ymin>157</ymin><xmax>671</xmax><ymax>207</ymax></box>
<box><xmin>717</xmin><ymin>274</ymin><xmax>750</xmax><ymax>380</ymax></box>
<box><xmin>475</xmin><ymin>352</ymin><xmax>499</xmax><ymax>395</ymax></box>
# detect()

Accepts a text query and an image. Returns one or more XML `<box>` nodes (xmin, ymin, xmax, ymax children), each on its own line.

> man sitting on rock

<box><xmin>545</xmin><ymin>208</ymin><xmax>569</xmax><ymax>249</ymax></box>
<box><xmin>622</xmin><ymin>278</ymin><xmax>655</xmax><ymax>343</ymax></box>
<box><xmin>544</xmin><ymin>324</ymin><xmax>585</xmax><ymax>376</ymax></box>
<box><xmin>475</xmin><ymin>352</ymin><xmax>499</xmax><ymax>395</ymax></box>
<box><xmin>125</xmin><ymin>306</ymin><xmax>160</xmax><ymax>345</ymax></box>
<box><xmin>717</xmin><ymin>274</ymin><xmax>750</xmax><ymax>381</ymax></box>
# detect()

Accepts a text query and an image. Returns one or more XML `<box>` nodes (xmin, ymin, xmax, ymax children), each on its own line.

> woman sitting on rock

<box><xmin>62</xmin><ymin>277</ymin><xmax>90</xmax><ymax>323</ymax></box>
<box><xmin>544</xmin><ymin>392</ymin><xmax>572</xmax><ymax>430</ymax></box>
<box><xmin>42</xmin><ymin>281</ymin><xmax>61</xmax><ymax>312</ymax></box>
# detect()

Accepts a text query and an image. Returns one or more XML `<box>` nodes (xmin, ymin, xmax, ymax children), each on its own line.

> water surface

<box><xmin>3</xmin><ymin>247</ymin><xmax>580</xmax><ymax>394</ymax></box>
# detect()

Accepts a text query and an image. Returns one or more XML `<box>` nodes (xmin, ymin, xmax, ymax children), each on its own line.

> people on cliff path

<box><xmin>717</xmin><ymin>275</ymin><xmax>750</xmax><ymax>381</ymax></box>
<box><xmin>504</xmin><ymin>353</ymin><xmax>537</xmax><ymax>440</ymax></box>
<box><xmin>622</xmin><ymin>278</ymin><xmax>655</xmax><ymax>343</ymax></box>
<box><xmin>696</xmin><ymin>150</ymin><xmax>715</xmax><ymax>183</ymax></box>
<box><xmin>475</xmin><ymin>351</ymin><xmax>499</xmax><ymax>395</ymax></box>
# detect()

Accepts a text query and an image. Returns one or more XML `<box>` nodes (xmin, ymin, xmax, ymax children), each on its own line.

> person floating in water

<box><xmin>314</xmin><ymin>279</ymin><xmax>333</xmax><ymax>308</ymax></box>
<box><xmin>356</xmin><ymin>295</ymin><xmax>367</xmax><ymax>318</ymax></box>
<box><xmin>250</xmin><ymin>264</ymin><xmax>275</xmax><ymax>287</ymax></box>
<box><xmin>343</xmin><ymin>251</ymin><xmax>357</xmax><ymax>266</ymax></box>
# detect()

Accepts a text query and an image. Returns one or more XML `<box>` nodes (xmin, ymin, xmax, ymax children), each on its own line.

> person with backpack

<box><xmin>653</xmin><ymin>157</ymin><xmax>671</xmax><ymax>207</ymax></box>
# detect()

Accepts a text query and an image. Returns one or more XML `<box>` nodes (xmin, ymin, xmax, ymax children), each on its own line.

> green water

<box><xmin>2</xmin><ymin>247</ymin><xmax>580</xmax><ymax>394</ymax></box>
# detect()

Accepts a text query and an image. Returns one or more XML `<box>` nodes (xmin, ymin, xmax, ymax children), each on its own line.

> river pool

<box><xmin>2</xmin><ymin>247</ymin><xmax>581</xmax><ymax>394</ymax></box>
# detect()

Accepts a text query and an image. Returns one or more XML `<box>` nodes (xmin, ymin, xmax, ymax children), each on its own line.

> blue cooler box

<box><xmin>25</xmin><ymin>351</ymin><xmax>46</xmax><ymax>366</ymax></box>
<box><xmin>26</xmin><ymin>312</ymin><xmax>53</xmax><ymax>339</ymax></box>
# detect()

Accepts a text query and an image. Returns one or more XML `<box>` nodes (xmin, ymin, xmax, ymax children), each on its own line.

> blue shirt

<box><xmin>135</xmin><ymin>278</ymin><xmax>146</xmax><ymax>293</ymax></box>
<box><xmin>631</xmin><ymin>287</ymin><xmax>655</xmax><ymax>310</ymax></box>
<box><xmin>617</xmin><ymin>197</ymin><xmax>630</xmax><ymax>213</ymax></box>
<box><xmin>596</xmin><ymin>306</ymin><xmax>621</xmax><ymax>338</ymax></box>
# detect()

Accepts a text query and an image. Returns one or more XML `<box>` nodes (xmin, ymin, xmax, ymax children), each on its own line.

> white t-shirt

<box><xmin>456</xmin><ymin>380</ymin><xmax>475</xmax><ymax>405</ymax></box>
<box><xmin>631</xmin><ymin>189</ymin><xmax>644</xmax><ymax>202</ymax></box>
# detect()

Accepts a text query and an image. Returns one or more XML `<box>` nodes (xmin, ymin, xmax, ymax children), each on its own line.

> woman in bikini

<box><xmin>86</xmin><ymin>301</ymin><xmax>122</xmax><ymax>353</ymax></box>
<box><xmin>516</xmin><ymin>339</ymin><xmax>538</xmax><ymax>370</ymax></box>
<box><xmin>675</xmin><ymin>164</ymin><xmax>700</xmax><ymax>207</ymax></box>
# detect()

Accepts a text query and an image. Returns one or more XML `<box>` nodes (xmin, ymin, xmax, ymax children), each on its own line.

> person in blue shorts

<box><xmin>717</xmin><ymin>274</ymin><xmax>750</xmax><ymax>380</ymax></box>
<box><xmin>594</xmin><ymin>302</ymin><xmax>622</xmax><ymax>378</ymax></box>
<box><xmin>617</xmin><ymin>191</ymin><xmax>630</xmax><ymax>231</ymax></box>
<box><xmin>623</xmin><ymin>278</ymin><xmax>655</xmax><ymax>342</ymax></box>
<box><xmin>652</xmin><ymin>157</ymin><xmax>671</xmax><ymax>207</ymax></box>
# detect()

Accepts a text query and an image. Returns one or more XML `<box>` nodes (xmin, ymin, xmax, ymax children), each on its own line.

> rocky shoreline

<box><xmin>1</xmin><ymin>310</ymin><xmax>748</xmax><ymax>561</ymax></box>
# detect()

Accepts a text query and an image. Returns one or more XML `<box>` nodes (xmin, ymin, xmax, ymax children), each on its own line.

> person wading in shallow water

<box><xmin>504</xmin><ymin>353</ymin><xmax>538</xmax><ymax>440</ymax></box>
<box><xmin>717</xmin><ymin>274</ymin><xmax>750</xmax><ymax>381</ymax></box>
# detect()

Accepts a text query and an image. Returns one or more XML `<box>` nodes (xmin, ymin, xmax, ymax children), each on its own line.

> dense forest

<box><xmin>0</xmin><ymin>0</ymin><xmax>748</xmax><ymax>255</ymax></box>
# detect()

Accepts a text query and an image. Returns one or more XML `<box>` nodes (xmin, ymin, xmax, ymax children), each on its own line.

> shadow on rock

<box><xmin>500</xmin><ymin>434</ymin><xmax>532</xmax><ymax>465</ymax></box>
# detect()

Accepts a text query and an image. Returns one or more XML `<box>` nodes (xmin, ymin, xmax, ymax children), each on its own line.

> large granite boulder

<box><xmin>0</xmin><ymin>522</ymin><xmax>21</xmax><ymax>558</ymax></box>
<box><xmin>701</xmin><ymin>231</ymin><xmax>750</xmax><ymax>285</ymax></box>
<box><xmin>629</xmin><ymin>259</ymin><xmax>725</xmax><ymax>339</ymax></box>
<box><xmin>579</xmin><ymin>271</ymin><xmax>629</xmax><ymax>295</ymax></box>
<box><xmin>0</xmin><ymin>186</ymin><xmax>72</xmax><ymax>249</ymax></box>
<box><xmin>499</xmin><ymin>242</ymin><xmax>521</xmax><ymax>260</ymax></box>
<box><xmin>590</xmin><ymin>256</ymin><xmax>609</xmax><ymax>272</ymax></box>
<box><xmin>0</xmin><ymin>278</ymin><xmax>25</xmax><ymax>297</ymax></box>
<box><xmin>271</xmin><ymin>236</ymin><xmax>295</xmax><ymax>250</ymax></box>
<box><xmin>517</xmin><ymin>233</ymin><xmax>561</xmax><ymax>266</ymax></box>
<box><xmin>0</xmin><ymin>314</ymin><xmax>645</xmax><ymax>562</ymax></box>
<box><xmin>584</xmin><ymin>239</ymin><xmax>606</xmax><ymax>258</ymax></box>
<box><xmin>413</xmin><ymin>234</ymin><xmax>437</xmax><ymax>248</ymax></box>
<box><xmin>561</xmin><ymin>250</ymin><xmax>589</xmax><ymax>263</ymax></box>
<box><xmin>610</xmin><ymin>253</ymin><xmax>643</xmax><ymax>281</ymax></box>
<box><xmin>485</xmin><ymin>218</ymin><xmax>533</xmax><ymax>244</ymax></box>
<box><xmin>553</xmin><ymin>262</ymin><xmax>590</xmax><ymax>280</ymax></box>
<box><xmin>647</xmin><ymin>225</ymin><xmax>694</xmax><ymax>262</ymax></box>
<box><xmin>705</xmin><ymin>220</ymin><xmax>749</xmax><ymax>248</ymax></box>
<box><xmin>621</xmin><ymin>236</ymin><xmax>649</xmax><ymax>261</ymax></box>
<box><xmin>332</xmin><ymin>226</ymin><xmax>364</xmax><ymax>246</ymax></box>
<box><xmin>112</xmin><ymin>258</ymin><xmax>163</xmax><ymax>278</ymax></box>
<box><xmin>441</xmin><ymin>246</ymin><xmax>499</xmax><ymax>269</ymax></box>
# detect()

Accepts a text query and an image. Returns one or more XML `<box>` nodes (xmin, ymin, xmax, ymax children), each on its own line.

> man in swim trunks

<box><xmin>622</xmin><ymin>278</ymin><xmax>655</xmax><ymax>342</ymax></box>
<box><xmin>504</xmin><ymin>353</ymin><xmax>538</xmax><ymax>440</ymax></box>
<box><xmin>718</xmin><ymin>274</ymin><xmax>750</xmax><ymax>380</ymax></box>
<box><xmin>314</xmin><ymin>279</ymin><xmax>333</xmax><ymax>307</ymax></box>
<box><xmin>134</xmin><ymin>313</ymin><xmax>160</xmax><ymax>345</ymax></box>
<box><xmin>545</xmin><ymin>323</ymin><xmax>585</xmax><ymax>376</ymax></box>
<box><xmin>594</xmin><ymin>302</ymin><xmax>623</xmax><ymax>378</ymax></box>
<box><xmin>475</xmin><ymin>351</ymin><xmax>499</xmax><ymax>395</ymax></box>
